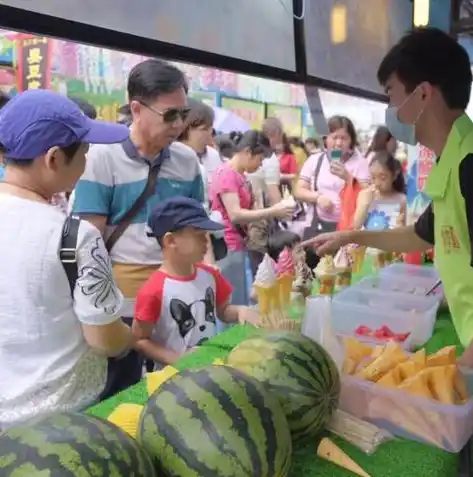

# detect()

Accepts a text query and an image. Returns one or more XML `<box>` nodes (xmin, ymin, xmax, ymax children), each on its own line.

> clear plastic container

<box><xmin>340</xmin><ymin>373</ymin><xmax>473</xmax><ymax>452</ymax></box>
<box><xmin>379</xmin><ymin>264</ymin><xmax>443</xmax><ymax>298</ymax></box>
<box><xmin>354</xmin><ymin>274</ymin><xmax>444</xmax><ymax>300</ymax></box>
<box><xmin>331</xmin><ymin>287</ymin><xmax>439</xmax><ymax>349</ymax></box>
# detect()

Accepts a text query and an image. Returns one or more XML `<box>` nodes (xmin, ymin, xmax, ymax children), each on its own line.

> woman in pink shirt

<box><xmin>295</xmin><ymin>116</ymin><xmax>370</xmax><ymax>268</ymax></box>
<box><xmin>210</xmin><ymin>130</ymin><xmax>294</xmax><ymax>309</ymax></box>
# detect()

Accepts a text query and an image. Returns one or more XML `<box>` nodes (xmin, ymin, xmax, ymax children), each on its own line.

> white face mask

<box><xmin>385</xmin><ymin>87</ymin><xmax>424</xmax><ymax>146</ymax></box>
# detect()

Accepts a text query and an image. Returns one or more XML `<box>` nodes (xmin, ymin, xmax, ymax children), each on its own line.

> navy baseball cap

<box><xmin>148</xmin><ymin>197</ymin><xmax>224</xmax><ymax>238</ymax></box>
<box><xmin>0</xmin><ymin>89</ymin><xmax>129</xmax><ymax>160</ymax></box>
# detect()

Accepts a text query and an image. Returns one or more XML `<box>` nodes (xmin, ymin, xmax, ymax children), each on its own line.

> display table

<box><xmin>89</xmin><ymin>316</ymin><xmax>465</xmax><ymax>477</ymax></box>
<box><xmin>88</xmin><ymin>262</ymin><xmax>467</xmax><ymax>476</ymax></box>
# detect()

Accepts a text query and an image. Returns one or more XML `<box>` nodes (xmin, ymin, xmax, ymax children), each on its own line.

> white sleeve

<box><xmin>262</xmin><ymin>153</ymin><xmax>281</xmax><ymax>185</ymax></box>
<box><xmin>73</xmin><ymin>221</ymin><xmax>124</xmax><ymax>325</ymax></box>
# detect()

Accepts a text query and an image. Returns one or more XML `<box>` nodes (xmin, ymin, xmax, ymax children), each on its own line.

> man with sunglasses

<box><xmin>72</xmin><ymin>59</ymin><xmax>204</xmax><ymax>396</ymax></box>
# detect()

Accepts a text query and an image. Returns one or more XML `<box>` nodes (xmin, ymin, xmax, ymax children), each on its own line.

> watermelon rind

<box><xmin>227</xmin><ymin>331</ymin><xmax>341</xmax><ymax>443</ymax></box>
<box><xmin>0</xmin><ymin>412</ymin><xmax>157</xmax><ymax>476</ymax></box>
<box><xmin>137</xmin><ymin>365</ymin><xmax>292</xmax><ymax>477</ymax></box>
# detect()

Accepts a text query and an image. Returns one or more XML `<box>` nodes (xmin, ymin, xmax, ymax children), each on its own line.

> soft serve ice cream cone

<box><xmin>276</xmin><ymin>247</ymin><xmax>295</xmax><ymax>309</ymax></box>
<box><xmin>254</xmin><ymin>254</ymin><xmax>279</xmax><ymax>314</ymax></box>
<box><xmin>291</xmin><ymin>246</ymin><xmax>313</xmax><ymax>298</ymax></box>
<box><xmin>334</xmin><ymin>246</ymin><xmax>353</xmax><ymax>289</ymax></box>
<box><xmin>314</xmin><ymin>255</ymin><xmax>337</xmax><ymax>296</ymax></box>
<box><xmin>281</xmin><ymin>187</ymin><xmax>296</xmax><ymax>207</ymax></box>
<box><xmin>348</xmin><ymin>244</ymin><xmax>366</xmax><ymax>273</ymax></box>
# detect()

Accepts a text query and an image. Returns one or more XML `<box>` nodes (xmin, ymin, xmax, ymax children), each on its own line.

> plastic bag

<box><xmin>301</xmin><ymin>296</ymin><xmax>344</xmax><ymax>370</ymax></box>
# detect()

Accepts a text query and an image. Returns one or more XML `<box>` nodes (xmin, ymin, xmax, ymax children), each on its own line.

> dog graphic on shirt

<box><xmin>169</xmin><ymin>287</ymin><xmax>217</xmax><ymax>348</ymax></box>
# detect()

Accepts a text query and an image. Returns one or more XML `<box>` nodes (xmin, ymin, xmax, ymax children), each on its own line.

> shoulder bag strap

<box><xmin>60</xmin><ymin>215</ymin><xmax>81</xmax><ymax>296</ymax></box>
<box><xmin>105</xmin><ymin>158</ymin><xmax>164</xmax><ymax>253</ymax></box>
<box><xmin>313</xmin><ymin>152</ymin><xmax>326</xmax><ymax>192</ymax></box>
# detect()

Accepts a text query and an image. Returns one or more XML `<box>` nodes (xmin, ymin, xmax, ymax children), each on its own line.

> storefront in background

<box><xmin>0</xmin><ymin>30</ymin><xmax>387</xmax><ymax>141</ymax></box>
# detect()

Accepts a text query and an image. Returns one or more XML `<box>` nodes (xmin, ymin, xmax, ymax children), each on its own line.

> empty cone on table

<box><xmin>317</xmin><ymin>437</ymin><xmax>372</xmax><ymax>477</ymax></box>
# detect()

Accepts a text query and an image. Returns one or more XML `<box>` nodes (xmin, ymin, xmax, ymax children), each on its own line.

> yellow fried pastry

<box><xmin>357</xmin><ymin>342</ymin><xmax>408</xmax><ymax>382</ymax></box>
<box><xmin>377</xmin><ymin>366</ymin><xmax>403</xmax><ymax>389</ymax></box>
<box><xmin>397</xmin><ymin>373</ymin><xmax>433</xmax><ymax>399</ymax></box>
<box><xmin>427</xmin><ymin>345</ymin><xmax>457</xmax><ymax>367</ymax></box>
<box><xmin>420</xmin><ymin>367</ymin><xmax>455</xmax><ymax>404</ymax></box>
<box><xmin>342</xmin><ymin>357</ymin><xmax>358</xmax><ymax>375</ymax></box>
<box><xmin>343</xmin><ymin>337</ymin><xmax>372</xmax><ymax>362</ymax></box>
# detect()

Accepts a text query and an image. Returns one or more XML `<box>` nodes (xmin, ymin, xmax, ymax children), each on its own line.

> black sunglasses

<box><xmin>139</xmin><ymin>100</ymin><xmax>191</xmax><ymax>124</ymax></box>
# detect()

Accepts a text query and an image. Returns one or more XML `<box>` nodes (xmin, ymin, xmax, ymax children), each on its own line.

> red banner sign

<box><xmin>16</xmin><ymin>34</ymin><xmax>52</xmax><ymax>92</ymax></box>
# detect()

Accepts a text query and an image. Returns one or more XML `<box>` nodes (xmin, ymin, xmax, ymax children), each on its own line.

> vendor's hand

<box><xmin>270</xmin><ymin>201</ymin><xmax>295</xmax><ymax>220</ymax></box>
<box><xmin>316</xmin><ymin>194</ymin><xmax>334</xmax><ymax>213</ymax></box>
<box><xmin>237</xmin><ymin>307</ymin><xmax>262</xmax><ymax>327</ymax></box>
<box><xmin>301</xmin><ymin>230</ymin><xmax>354</xmax><ymax>255</ymax></box>
<box><xmin>329</xmin><ymin>161</ymin><xmax>349</xmax><ymax>181</ymax></box>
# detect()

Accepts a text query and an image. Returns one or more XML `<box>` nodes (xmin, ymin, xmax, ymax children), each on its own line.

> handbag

<box><xmin>337</xmin><ymin>176</ymin><xmax>363</xmax><ymax>231</ymax></box>
<box><xmin>302</xmin><ymin>153</ymin><xmax>337</xmax><ymax>241</ymax></box>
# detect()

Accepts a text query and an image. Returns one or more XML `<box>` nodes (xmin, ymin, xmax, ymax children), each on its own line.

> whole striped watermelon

<box><xmin>227</xmin><ymin>331</ymin><xmax>340</xmax><ymax>443</ymax></box>
<box><xmin>0</xmin><ymin>412</ymin><xmax>157</xmax><ymax>476</ymax></box>
<box><xmin>137</xmin><ymin>365</ymin><xmax>292</xmax><ymax>477</ymax></box>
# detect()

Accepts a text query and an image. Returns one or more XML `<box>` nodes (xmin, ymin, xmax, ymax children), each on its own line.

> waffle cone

<box><xmin>278</xmin><ymin>274</ymin><xmax>294</xmax><ymax>308</ymax></box>
<box><xmin>349</xmin><ymin>246</ymin><xmax>366</xmax><ymax>273</ymax></box>
<box><xmin>254</xmin><ymin>284</ymin><xmax>280</xmax><ymax>314</ymax></box>
<box><xmin>336</xmin><ymin>268</ymin><xmax>352</xmax><ymax>288</ymax></box>
<box><xmin>317</xmin><ymin>438</ymin><xmax>372</xmax><ymax>477</ymax></box>
<box><xmin>318</xmin><ymin>274</ymin><xmax>336</xmax><ymax>296</ymax></box>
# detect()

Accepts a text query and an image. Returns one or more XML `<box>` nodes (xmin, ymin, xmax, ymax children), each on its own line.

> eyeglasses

<box><xmin>138</xmin><ymin>100</ymin><xmax>191</xmax><ymax>124</ymax></box>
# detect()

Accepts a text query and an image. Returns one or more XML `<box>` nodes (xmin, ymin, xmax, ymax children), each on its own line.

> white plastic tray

<box><xmin>379</xmin><ymin>264</ymin><xmax>443</xmax><ymax>298</ymax></box>
<box><xmin>332</xmin><ymin>287</ymin><xmax>439</xmax><ymax>349</ymax></box>
<box><xmin>340</xmin><ymin>370</ymin><xmax>473</xmax><ymax>452</ymax></box>
<box><xmin>354</xmin><ymin>274</ymin><xmax>444</xmax><ymax>300</ymax></box>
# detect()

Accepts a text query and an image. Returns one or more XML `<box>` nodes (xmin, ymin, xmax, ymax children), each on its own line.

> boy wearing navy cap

<box><xmin>132</xmin><ymin>197</ymin><xmax>260</xmax><ymax>365</ymax></box>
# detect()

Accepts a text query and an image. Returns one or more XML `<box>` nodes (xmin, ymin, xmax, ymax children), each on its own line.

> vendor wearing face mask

<box><xmin>303</xmin><ymin>27</ymin><xmax>473</xmax><ymax>366</ymax></box>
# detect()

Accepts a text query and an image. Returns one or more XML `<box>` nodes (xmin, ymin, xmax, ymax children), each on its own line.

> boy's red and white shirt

<box><xmin>135</xmin><ymin>264</ymin><xmax>232</xmax><ymax>354</ymax></box>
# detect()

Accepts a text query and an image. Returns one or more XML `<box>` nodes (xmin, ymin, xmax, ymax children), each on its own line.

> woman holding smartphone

<box><xmin>294</xmin><ymin>116</ymin><xmax>370</xmax><ymax>268</ymax></box>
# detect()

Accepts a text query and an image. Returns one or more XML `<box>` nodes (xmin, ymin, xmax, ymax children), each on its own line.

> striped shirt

<box><xmin>72</xmin><ymin>137</ymin><xmax>204</xmax><ymax>315</ymax></box>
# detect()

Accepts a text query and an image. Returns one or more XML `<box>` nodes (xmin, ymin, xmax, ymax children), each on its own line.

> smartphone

<box><xmin>330</xmin><ymin>149</ymin><xmax>343</xmax><ymax>161</ymax></box>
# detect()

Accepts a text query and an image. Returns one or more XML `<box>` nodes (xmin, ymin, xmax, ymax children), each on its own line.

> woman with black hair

<box><xmin>209</xmin><ymin>130</ymin><xmax>295</xmax><ymax>312</ymax></box>
<box><xmin>352</xmin><ymin>150</ymin><xmax>406</xmax><ymax>230</ymax></box>
<box><xmin>365</xmin><ymin>126</ymin><xmax>397</xmax><ymax>162</ymax></box>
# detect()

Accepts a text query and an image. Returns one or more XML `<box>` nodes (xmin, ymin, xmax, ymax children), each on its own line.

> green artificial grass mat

<box><xmin>88</xmin><ymin>263</ymin><xmax>464</xmax><ymax>477</ymax></box>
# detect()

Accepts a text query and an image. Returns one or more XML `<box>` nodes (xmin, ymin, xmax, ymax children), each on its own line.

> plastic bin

<box><xmin>381</xmin><ymin>263</ymin><xmax>440</xmax><ymax>280</ymax></box>
<box><xmin>339</xmin><ymin>372</ymin><xmax>473</xmax><ymax>452</ymax></box>
<box><xmin>331</xmin><ymin>287</ymin><xmax>439</xmax><ymax>348</ymax></box>
<box><xmin>354</xmin><ymin>274</ymin><xmax>444</xmax><ymax>300</ymax></box>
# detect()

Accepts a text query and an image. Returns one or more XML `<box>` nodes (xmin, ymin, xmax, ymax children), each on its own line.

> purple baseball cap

<box><xmin>0</xmin><ymin>89</ymin><xmax>129</xmax><ymax>160</ymax></box>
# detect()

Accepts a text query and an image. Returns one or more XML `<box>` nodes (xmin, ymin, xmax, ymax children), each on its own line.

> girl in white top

<box><xmin>353</xmin><ymin>151</ymin><xmax>407</xmax><ymax>230</ymax></box>
<box><xmin>0</xmin><ymin>90</ymin><xmax>133</xmax><ymax>430</ymax></box>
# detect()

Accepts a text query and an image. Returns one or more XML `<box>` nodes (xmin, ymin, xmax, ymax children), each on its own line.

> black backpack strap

<box><xmin>60</xmin><ymin>215</ymin><xmax>81</xmax><ymax>296</ymax></box>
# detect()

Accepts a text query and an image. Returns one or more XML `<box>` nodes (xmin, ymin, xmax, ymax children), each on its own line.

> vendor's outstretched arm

<box><xmin>302</xmin><ymin>203</ymin><xmax>435</xmax><ymax>255</ymax></box>
<box><xmin>350</xmin><ymin>226</ymin><xmax>432</xmax><ymax>253</ymax></box>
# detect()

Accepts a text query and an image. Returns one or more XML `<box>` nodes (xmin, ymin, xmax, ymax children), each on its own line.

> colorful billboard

<box><xmin>220</xmin><ymin>97</ymin><xmax>265</xmax><ymax>129</ymax></box>
<box><xmin>266</xmin><ymin>103</ymin><xmax>303</xmax><ymax>137</ymax></box>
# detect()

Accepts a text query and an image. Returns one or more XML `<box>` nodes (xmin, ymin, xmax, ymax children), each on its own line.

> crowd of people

<box><xmin>1</xmin><ymin>26</ymin><xmax>473</xmax><ymax>431</ymax></box>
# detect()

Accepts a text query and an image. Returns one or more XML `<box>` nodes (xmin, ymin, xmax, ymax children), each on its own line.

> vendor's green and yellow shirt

<box><xmin>416</xmin><ymin>114</ymin><xmax>473</xmax><ymax>348</ymax></box>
